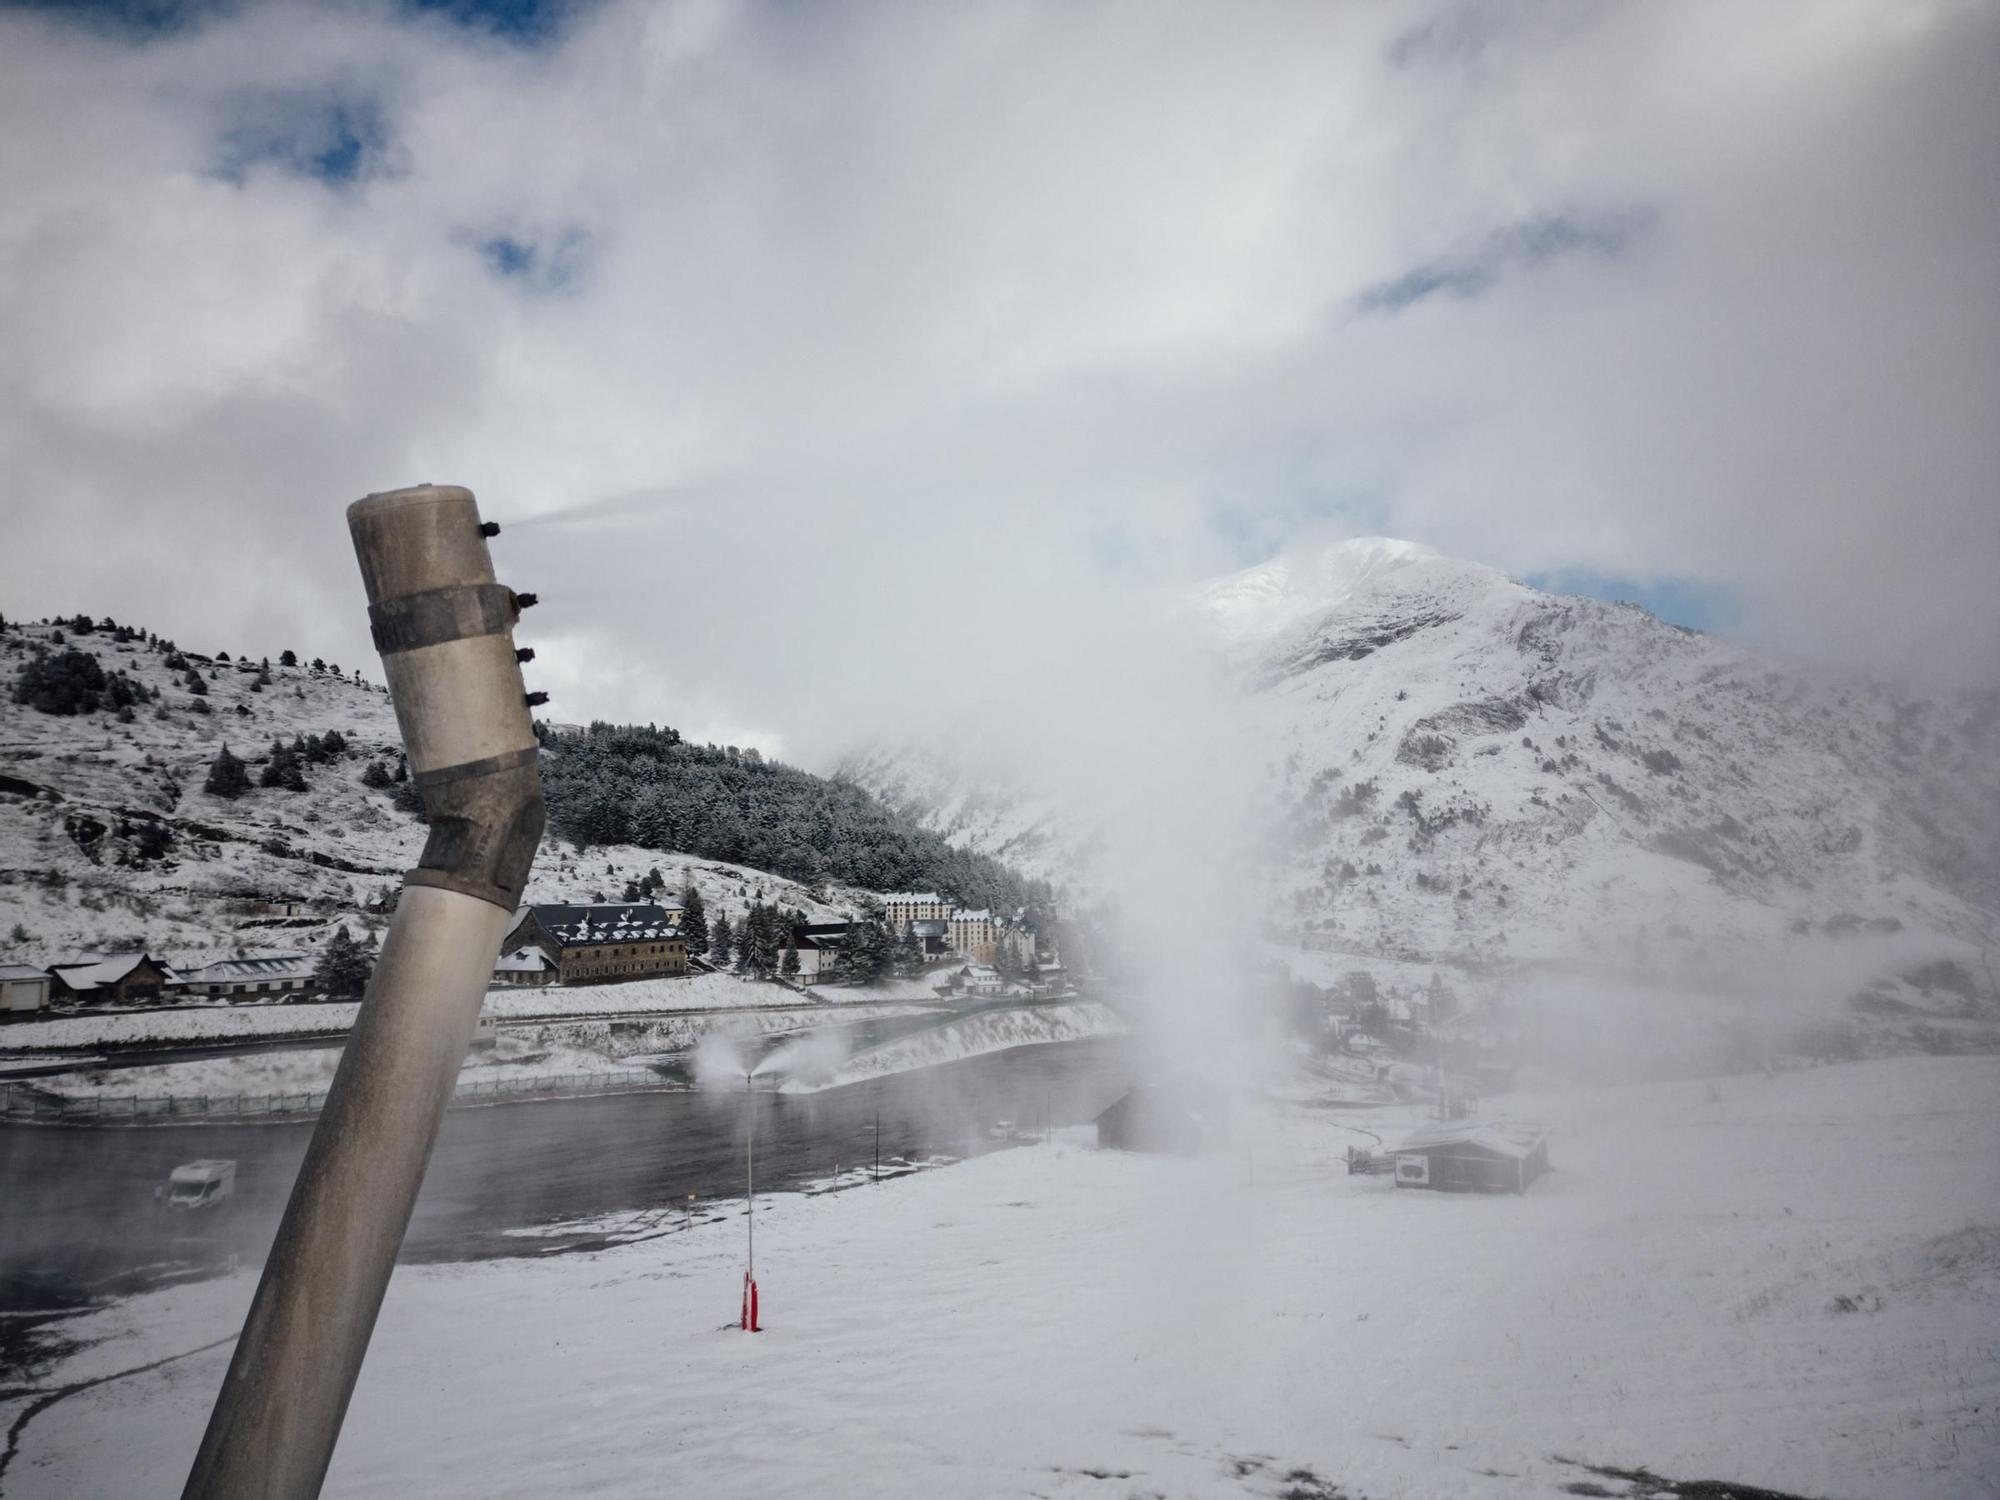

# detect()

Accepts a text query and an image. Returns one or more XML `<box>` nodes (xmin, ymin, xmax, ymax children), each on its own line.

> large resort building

<box><xmin>502</xmin><ymin>903</ymin><xmax>689</xmax><ymax>985</ymax></box>
<box><xmin>881</xmin><ymin>892</ymin><xmax>953</xmax><ymax>934</ymax></box>
<box><xmin>946</xmin><ymin>909</ymin><xmax>998</xmax><ymax>964</ymax></box>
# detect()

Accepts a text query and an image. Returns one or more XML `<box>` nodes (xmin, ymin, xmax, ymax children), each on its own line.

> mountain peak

<box><xmin>1195</xmin><ymin>536</ymin><xmax>1517</xmax><ymax>644</ymax></box>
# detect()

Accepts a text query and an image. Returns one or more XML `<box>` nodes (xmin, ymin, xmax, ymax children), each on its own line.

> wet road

<box><xmin>0</xmin><ymin>1037</ymin><xmax>1136</xmax><ymax>1309</ymax></box>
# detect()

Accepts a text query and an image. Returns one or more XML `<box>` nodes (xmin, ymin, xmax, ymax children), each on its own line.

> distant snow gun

<box><xmin>182</xmin><ymin>485</ymin><xmax>546</xmax><ymax>1500</ymax></box>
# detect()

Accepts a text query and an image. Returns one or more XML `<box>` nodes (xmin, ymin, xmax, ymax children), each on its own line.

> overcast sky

<box><xmin>1</xmin><ymin>0</ymin><xmax>1994</xmax><ymax>760</ymax></box>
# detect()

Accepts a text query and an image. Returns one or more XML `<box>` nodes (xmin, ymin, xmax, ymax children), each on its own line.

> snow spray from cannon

<box><xmin>182</xmin><ymin>485</ymin><xmax>546</xmax><ymax>1500</ymax></box>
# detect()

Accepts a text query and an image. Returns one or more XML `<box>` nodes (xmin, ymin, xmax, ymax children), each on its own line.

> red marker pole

<box><xmin>741</xmin><ymin>1072</ymin><xmax>761</xmax><ymax>1332</ymax></box>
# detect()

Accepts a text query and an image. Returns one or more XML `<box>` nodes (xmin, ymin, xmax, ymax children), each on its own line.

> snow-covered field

<box><xmin>481</xmin><ymin>971</ymin><xmax>838</xmax><ymax>1018</ymax></box>
<box><xmin>1</xmin><ymin>1001</ymin><xmax>360</xmax><ymax>1051</ymax></box>
<box><xmin>8</xmin><ymin>1052</ymin><xmax>1994</xmax><ymax>1499</ymax></box>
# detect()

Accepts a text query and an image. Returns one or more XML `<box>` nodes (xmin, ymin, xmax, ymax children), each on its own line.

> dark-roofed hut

<box><xmin>48</xmin><ymin>953</ymin><xmax>175</xmax><ymax>1006</ymax></box>
<box><xmin>1391</xmin><ymin>1119</ymin><xmax>1550</xmax><ymax>1194</ymax></box>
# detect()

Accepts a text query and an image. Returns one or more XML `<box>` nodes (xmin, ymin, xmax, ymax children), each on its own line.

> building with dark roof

<box><xmin>1391</xmin><ymin>1119</ymin><xmax>1550</xmax><ymax>1194</ymax></box>
<box><xmin>788</xmin><ymin>923</ymin><xmax>851</xmax><ymax>982</ymax></box>
<box><xmin>48</xmin><ymin>953</ymin><xmax>176</xmax><ymax>1006</ymax></box>
<box><xmin>503</xmin><ymin>903</ymin><xmax>687</xmax><ymax>986</ymax></box>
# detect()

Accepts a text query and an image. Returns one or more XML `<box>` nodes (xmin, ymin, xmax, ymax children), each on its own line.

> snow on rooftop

<box><xmin>1396</xmin><ymin>1118</ymin><xmax>1549</xmax><ymax>1160</ymax></box>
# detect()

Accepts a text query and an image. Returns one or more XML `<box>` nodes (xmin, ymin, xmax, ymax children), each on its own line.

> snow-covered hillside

<box><xmin>0</xmin><ymin>620</ymin><xmax>865</xmax><ymax>971</ymax></box>
<box><xmin>849</xmin><ymin>539</ymin><xmax>2000</xmax><ymax>1013</ymax></box>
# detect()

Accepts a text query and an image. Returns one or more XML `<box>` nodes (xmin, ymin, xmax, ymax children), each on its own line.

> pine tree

<box><xmin>184</xmin><ymin>668</ymin><xmax>208</xmax><ymax>697</ymax></box>
<box><xmin>260</xmin><ymin>738</ymin><xmax>308</xmax><ymax>792</ymax></box>
<box><xmin>204</xmin><ymin>744</ymin><xmax>251</xmax><ymax>799</ymax></box>
<box><xmin>280</xmin><ymin>649</ymin><xmax>298</xmax><ymax>667</ymax></box>
<box><xmin>679</xmin><ymin>884</ymin><xmax>709</xmax><ymax>956</ymax></box>
<box><xmin>843</xmin><ymin>909</ymin><xmax>893</xmax><ymax>985</ymax></box>
<box><xmin>314</xmin><ymin>926</ymin><xmax>373</xmax><ymax>1000</ymax></box>
<box><xmin>781</xmin><ymin>937</ymin><xmax>800</xmax><ymax>978</ymax></box>
<box><xmin>892</xmin><ymin>927</ymin><xmax>921</xmax><ymax>980</ymax></box>
<box><xmin>711</xmin><ymin>913</ymin><xmax>734</xmax><ymax>967</ymax></box>
<box><xmin>361</xmin><ymin>759</ymin><xmax>393</xmax><ymax>789</ymax></box>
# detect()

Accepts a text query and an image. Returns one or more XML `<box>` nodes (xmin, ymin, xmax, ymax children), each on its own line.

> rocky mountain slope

<box><xmin>850</xmin><ymin>539</ymin><xmax>2000</xmax><ymax>1016</ymax></box>
<box><xmin>0</xmin><ymin>619</ymin><xmax>865</xmax><ymax>971</ymax></box>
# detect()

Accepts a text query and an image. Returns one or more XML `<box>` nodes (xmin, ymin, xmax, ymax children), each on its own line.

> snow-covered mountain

<box><xmin>0</xmin><ymin>621</ymin><xmax>859</xmax><ymax>970</ymax></box>
<box><xmin>849</xmin><ymin>538</ymin><xmax>2000</xmax><ymax>1013</ymax></box>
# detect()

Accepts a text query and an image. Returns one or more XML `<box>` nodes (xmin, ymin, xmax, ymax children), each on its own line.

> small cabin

<box><xmin>1392</xmin><ymin>1119</ymin><xmax>1550</xmax><ymax>1194</ymax></box>
<box><xmin>491</xmin><ymin>946</ymin><xmax>555</xmax><ymax>988</ymax></box>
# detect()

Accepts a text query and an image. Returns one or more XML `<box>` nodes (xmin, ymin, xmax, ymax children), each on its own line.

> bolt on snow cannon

<box><xmin>182</xmin><ymin>485</ymin><xmax>546</xmax><ymax>1500</ymax></box>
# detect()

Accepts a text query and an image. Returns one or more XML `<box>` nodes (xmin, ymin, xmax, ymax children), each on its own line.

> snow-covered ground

<box><xmin>481</xmin><ymin>971</ymin><xmax>839</xmax><ymax>1018</ymax></box>
<box><xmin>1</xmin><ymin>1001</ymin><xmax>360</xmax><ymax>1051</ymax></box>
<box><xmin>8</xmin><ymin>1052</ymin><xmax>1994</xmax><ymax>1499</ymax></box>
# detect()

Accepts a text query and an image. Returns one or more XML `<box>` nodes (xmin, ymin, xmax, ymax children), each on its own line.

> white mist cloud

<box><xmin>0</xmin><ymin>0</ymin><xmax>1993</xmax><ymax>752</ymax></box>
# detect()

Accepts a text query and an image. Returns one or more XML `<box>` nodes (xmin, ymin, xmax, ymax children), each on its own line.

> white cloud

<box><xmin>0</xmin><ymin>0</ymin><xmax>1993</xmax><ymax>755</ymax></box>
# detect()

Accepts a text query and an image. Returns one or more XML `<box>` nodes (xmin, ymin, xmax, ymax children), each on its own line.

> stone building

<box><xmin>502</xmin><ymin>903</ymin><xmax>687</xmax><ymax>986</ymax></box>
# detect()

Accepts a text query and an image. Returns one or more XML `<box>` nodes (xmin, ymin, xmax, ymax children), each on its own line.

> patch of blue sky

<box><xmin>1524</xmin><ymin>567</ymin><xmax>1738</xmax><ymax>633</ymax></box>
<box><xmin>212</xmin><ymin>93</ymin><xmax>389</xmax><ymax>187</ymax></box>
<box><xmin>1355</xmin><ymin>207</ymin><xmax>1655</xmax><ymax>315</ymax></box>
<box><xmin>1</xmin><ymin>0</ymin><xmax>234</xmax><ymax>40</ymax></box>
<box><xmin>475</xmin><ymin>229</ymin><xmax>594</xmax><ymax>294</ymax></box>
<box><xmin>6</xmin><ymin>0</ymin><xmax>588</xmax><ymax>47</ymax></box>
<box><xmin>403</xmin><ymin>0</ymin><xmax>583</xmax><ymax>45</ymax></box>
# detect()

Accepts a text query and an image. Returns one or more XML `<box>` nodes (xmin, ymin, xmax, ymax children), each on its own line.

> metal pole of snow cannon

<box><xmin>182</xmin><ymin>485</ymin><xmax>545</xmax><ymax>1500</ymax></box>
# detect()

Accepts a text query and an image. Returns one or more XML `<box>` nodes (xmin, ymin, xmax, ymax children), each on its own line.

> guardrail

<box><xmin>0</xmin><ymin>1069</ymin><xmax>674</xmax><ymax>1125</ymax></box>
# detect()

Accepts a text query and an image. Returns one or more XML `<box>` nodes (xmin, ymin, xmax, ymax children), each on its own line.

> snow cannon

<box><xmin>182</xmin><ymin>485</ymin><xmax>546</xmax><ymax>1500</ymax></box>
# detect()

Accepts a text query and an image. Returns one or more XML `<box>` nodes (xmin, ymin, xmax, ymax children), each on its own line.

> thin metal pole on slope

<box><xmin>182</xmin><ymin>485</ymin><xmax>545</xmax><ymax>1500</ymax></box>
<box><xmin>747</xmin><ymin>1072</ymin><xmax>755</xmax><ymax>1282</ymax></box>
